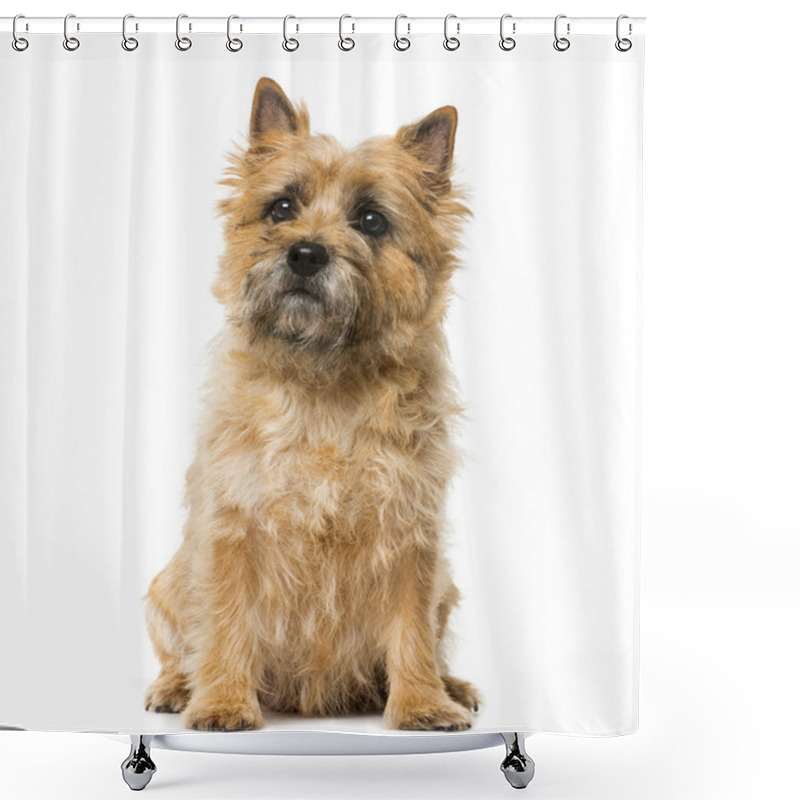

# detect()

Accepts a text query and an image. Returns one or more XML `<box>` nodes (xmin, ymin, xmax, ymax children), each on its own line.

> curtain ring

<box><xmin>12</xmin><ymin>14</ymin><xmax>29</xmax><ymax>52</ymax></box>
<box><xmin>226</xmin><ymin>15</ymin><xmax>243</xmax><ymax>51</ymax></box>
<box><xmin>499</xmin><ymin>14</ymin><xmax>516</xmax><ymax>51</ymax></box>
<box><xmin>122</xmin><ymin>14</ymin><xmax>139</xmax><ymax>51</ymax></box>
<box><xmin>283</xmin><ymin>15</ymin><xmax>299</xmax><ymax>51</ymax></box>
<box><xmin>443</xmin><ymin>14</ymin><xmax>460</xmax><ymax>51</ymax></box>
<box><xmin>615</xmin><ymin>14</ymin><xmax>632</xmax><ymax>51</ymax></box>
<box><xmin>175</xmin><ymin>14</ymin><xmax>192</xmax><ymax>51</ymax></box>
<box><xmin>394</xmin><ymin>15</ymin><xmax>410</xmax><ymax>51</ymax></box>
<box><xmin>63</xmin><ymin>13</ymin><xmax>80</xmax><ymax>51</ymax></box>
<box><xmin>338</xmin><ymin>14</ymin><xmax>355</xmax><ymax>51</ymax></box>
<box><xmin>553</xmin><ymin>14</ymin><xmax>570</xmax><ymax>51</ymax></box>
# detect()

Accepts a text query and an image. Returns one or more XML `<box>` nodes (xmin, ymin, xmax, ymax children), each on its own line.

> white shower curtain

<box><xmin>1</xmin><ymin>22</ymin><xmax>643</xmax><ymax>736</ymax></box>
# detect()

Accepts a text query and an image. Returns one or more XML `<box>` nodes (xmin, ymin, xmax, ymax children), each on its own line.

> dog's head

<box><xmin>216</xmin><ymin>78</ymin><xmax>468</xmax><ymax>366</ymax></box>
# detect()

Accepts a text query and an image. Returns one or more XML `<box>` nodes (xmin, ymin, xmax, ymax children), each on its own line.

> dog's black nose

<box><xmin>287</xmin><ymin>241</ymin><xmax>329</xmax><ymax>277</ymax></box>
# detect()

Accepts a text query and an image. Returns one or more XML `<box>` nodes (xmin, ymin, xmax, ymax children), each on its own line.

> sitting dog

<box><xmin>143</xmin><ymin>77</ymin><xmax>478</xmax><ymax>731</ymax></box>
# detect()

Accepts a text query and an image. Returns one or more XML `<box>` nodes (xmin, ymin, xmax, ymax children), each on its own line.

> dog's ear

<box><xmin>396</xmin><ymin>106</ymin><xmax>458</xmax><ymax>175</ymax></box>
<box><xmin>250</xmin><ymin>78</ymin><xmax>307</xmax><ymax>143</ymax></box>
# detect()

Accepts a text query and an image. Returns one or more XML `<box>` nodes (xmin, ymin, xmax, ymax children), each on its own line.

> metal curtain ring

<box><xmin>175</xmin><ymin>14</ymin><xmax>192</xmax><ymax>51</ymax></box>
<box><xmin>443</xmin><ymin>14</ymin><xmax>460</xmax><ymax>51</ymax></box>
<box><xmin>338</xmin><ymin>14</ymin><xmax>355</xmax><ymax>51</ymax></box>
<box><xmin>553</xmin><ymin>14</ymin><xmax>570</xmax><ymax>51</ymax></box>
<box><xmin>283</xmin><ymin>15</ymin><xmax>299</xmax><ymax>51</ymax></box>
<box><xmin>499</xmin><ymin>13</ymin><xmax>516</xmax><ymax>51</ymax></box>
<box><xmin>394</xmin><ymin>14</ymin><xmax>410</xmax><ymax>51</ymax></box>
<box><xmin>63</xmin><ymin>13</ymin><xmax>80</xmax><ymax>51</ymax></box>
<box><xmin>122</xmin><ymin>14</ymin><xmax>139</xmax><ymax>51</ymax></box>
<box><xmin>615</xmin><ymin>14</ymin><xmax>632</xmax><ymax>51</ymax></box>
<box><xmin>226</xmin><ymin>15</ymin><xmax>243</xmax><ymax>51</ymax></box>
<box><xmin>12</xmin><ymin>14</ymin><xmax>29</xmax><ymax>51</ymax></box>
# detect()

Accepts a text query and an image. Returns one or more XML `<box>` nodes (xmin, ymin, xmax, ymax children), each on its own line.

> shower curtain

<box><xmin>0</xmin><ymin>18</ymin><xmax>643</xmax><ymax>738</ymax></box>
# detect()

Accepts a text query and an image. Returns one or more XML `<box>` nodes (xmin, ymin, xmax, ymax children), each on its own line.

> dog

<box><xmin>143</xmin><ymin>77</ymin><xmax>478</xmax><ymax>732</ymax></box>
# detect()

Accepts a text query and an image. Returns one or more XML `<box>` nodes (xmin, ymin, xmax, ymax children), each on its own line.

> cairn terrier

<box><xmin>143</xmin><ymin>78</ymin><xmax>478</xmax><ymax>731</ymax></box>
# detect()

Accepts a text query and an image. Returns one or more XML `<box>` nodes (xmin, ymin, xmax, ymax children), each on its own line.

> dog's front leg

<box><xmin>183</xmin><ymin>511</ymin><xmax>264</xmax><ymax>731</ymax></box>
<box><xmin>383</xmin><ymin>544</ymin><xmax>473</xmax><ymax>731</ymax></box>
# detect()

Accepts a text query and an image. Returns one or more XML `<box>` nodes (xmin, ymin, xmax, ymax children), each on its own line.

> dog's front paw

<box><xmin>385</xmin><ymin>693</ymin><xmax>474</xmax><ymax>732</ymax></box>
<box><xmin>442</xmin><ymin>675</ymin><xmax>481</xmax><ymax>713</ymax></box>
<box><xmin>144</xmin><ymin>672</ymin><xmax>190</xmax><ymax>714</ymax></box>
<box><xmin>184</xmin><ymin>693</ymin><xmax>263</xmax><ymax>731</ymax></box>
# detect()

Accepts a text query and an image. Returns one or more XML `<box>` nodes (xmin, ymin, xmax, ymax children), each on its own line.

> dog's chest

<box><xmin>211</xmin><ymin>396</ymin><xmax>428</xmax><ymax>538</ymax></box>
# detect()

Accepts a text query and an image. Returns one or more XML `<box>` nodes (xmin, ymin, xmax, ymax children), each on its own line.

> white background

<box><xmin>1</xmin><ymin>0</ymin><xmax>798</xmax><ymax>798</ymax></box>
<box><xmin>1</xmin><ymin>16</ymin><xmax>641</xmax><ymax>735</ymax></box>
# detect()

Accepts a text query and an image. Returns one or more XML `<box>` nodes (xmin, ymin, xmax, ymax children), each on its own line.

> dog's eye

<box><xmin>268</xmin><ymin>198</ymin><xmax>295</xmax><ymax>223</ymax></box>
<box><xmin>357</xmin><ymin>210</ymin><xmax>388</xmax><ymax>238</ymax></box>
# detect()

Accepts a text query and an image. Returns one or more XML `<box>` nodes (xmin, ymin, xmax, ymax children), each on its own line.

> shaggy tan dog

<box><xmin>143</xmin><ymin>78</ymin><xmax>478</xmax><ymax>731</ymax></box>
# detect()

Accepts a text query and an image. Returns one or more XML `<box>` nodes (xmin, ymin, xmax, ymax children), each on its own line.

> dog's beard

<box><xmin>243</xmin><ymin>260</ymin><xmax>361</xmax><ymax>351</ymax></box>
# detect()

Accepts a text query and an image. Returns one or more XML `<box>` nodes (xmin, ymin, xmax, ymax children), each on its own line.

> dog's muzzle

<box><xmin>287</xmin><ymin>240</ymin><xmax>329</xmax><ymax>278</ymax></box>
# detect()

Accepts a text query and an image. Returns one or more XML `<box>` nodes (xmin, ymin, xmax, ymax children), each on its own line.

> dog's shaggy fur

<box><xmin>143</xmin><ymin>78</ymin><xmax>478</xmax><ymax>731</ymax></box>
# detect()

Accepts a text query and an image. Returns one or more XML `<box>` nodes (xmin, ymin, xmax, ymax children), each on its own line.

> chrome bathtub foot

<box><xmin>121</xmin><ymin>735</ymin><xmax>156</xmax><ymax>791</ymax></box>
<box><xmin>500</xmin><ymin>732</ymin><xmax>535</xmax><ymax>789</ymax></box>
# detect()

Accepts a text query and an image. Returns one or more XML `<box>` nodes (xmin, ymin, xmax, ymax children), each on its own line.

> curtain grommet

<box><xmin>553</xmin><ymin>14</ymin><xmax>570</xmax><ymax>52</ymax></box>
<box><xmin>226</xmin><ymin>15</ymin><xmax>243</xmax><ymax>52</ymax></box>
<box><xmin>394</xmin><ymin>15</ymin><xmax>411</xmax><ymax>51</ymax></box>
<box><xmin>443</xmin><ymin>14</ymin><xmax>460</xmax><ymax>51</ymax></box>
<box><xmin>615</xmin><ymin>15</ymin><xmax>632</xmax><ymax>51</ymax></box>
<box><xmin>121</xmin><ymin>14</ymin><xmax>139</xmax><ymax>51</ymax></box>
<box><xmin>12</xmin><ymin>15</ymin><xmax>29</xmax><ymax>51</ymax></box>
<box><xmin>499</xmin><ymin>14</ymin><xmax>516</xmax><ymax>51</ymax></box>
<box><xmin>175</xmin><ymin>14</ymin><xmax>192</xmax><ymax>51</ymax></box>
<box><xmin>63</xmin><ymin>13</ymin><xmax>80</xmax><ymax>51</ymax></box>
<box><xmin>338</xmin><ymin>14</ymin><xmax>355</xmax><ymax>51</ymax></box>
<box><xmin>282</xmin><ymin>15</ymin><xmax>299</xmax><ymax>52</ymax></box>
